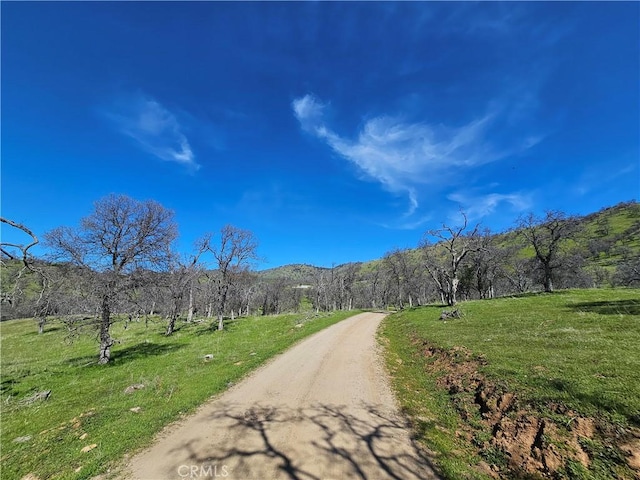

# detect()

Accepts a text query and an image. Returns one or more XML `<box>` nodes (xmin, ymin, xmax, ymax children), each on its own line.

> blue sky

<box><xmin>2</xmin><ymin>2</ymin><xmax>638</xmax><ymax>268</ymax></box>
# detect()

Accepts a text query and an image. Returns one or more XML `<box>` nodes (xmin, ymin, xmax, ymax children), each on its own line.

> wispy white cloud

<box><xmin>377</xmin><ymin>213</ymin><xmax>433</xmax><ymax>231</ymax></box>
<box><xmin>440</xmin><ymin>3</ymin><xmax>523</xmax><ymax>37</ymax></box>
<box><xmin>571</xmin><ymin>160</ymin><xmax>638</xmax><ymax>197</ymax></box>
<box><xmin>292</xmin><ymin>95</ymin><xmax>327</xmax><ymax>134</ymax></box>
<box><xmin>447</xmin><ymin>191</ymin><xmax>532</xmax><ymax>221</ymax></box>
<box><xmin>292</xmin><ymin>93</ymin><xmax>515</xmax><ymax>216</ymax></box>
<box><xmin>105</xmin><ymin>93</ymin><xmax>200</xmax><ymax>171</ymax></box>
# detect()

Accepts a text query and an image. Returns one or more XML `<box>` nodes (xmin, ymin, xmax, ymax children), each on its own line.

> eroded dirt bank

<box><xmin>122</xmin><ymin>313</ymin><xmax>438</xmax><ymax>480</ymax></box>
<box><xmin>420</xmin><ymin>342</ymin><xmax>640</xmax><ymax>479</ymax></box>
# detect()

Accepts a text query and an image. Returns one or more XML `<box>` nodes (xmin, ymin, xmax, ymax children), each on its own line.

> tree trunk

<box><xmin>166</xmin><ymin>313</ymin><xmax>177</xmax><ymax>336</ymax></box>
<box><xmin>186</xmin><ymin>286</ymin><xmax>194</xmax><ymax>322</ymax></box>
<box><xmin>38</xmin><ymin>316</ymin><xmax>46</xmax><ymax>334</ymax></box>
<box><xmin>98</xmin><ymin>296</ymin><xmax>114</xmax><ymax>364</ymax></box>
<box><xmin>449</xmin><ymin>277</ymin><xmax>459</xmax><ymax>306</ymax></box>
<box><xmin>543</xmin><ymin>264</ymin><xmax>554</xmax><ymax>292</ymax></box>
<box><xmin>216</xmin><ymin>284</ymin><xmax>228</xmax><ymax>330</ymax></box>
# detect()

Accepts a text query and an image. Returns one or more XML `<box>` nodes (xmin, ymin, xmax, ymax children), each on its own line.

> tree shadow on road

<box><xmin>307</xmin><ymin>403</ymin><xmax>437</xmax><ymax>480</ymax></box>
<box><xmin>166</xmin><ymin>402</ymin><xmax>439</xmax><ymax>480</ymax></box>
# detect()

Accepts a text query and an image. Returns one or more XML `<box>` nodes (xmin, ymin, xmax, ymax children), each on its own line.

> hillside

<box><xmin>381</xmin><ymin>288</ymin><xmax>640</xmax><ymax>479</ymax></box>
<box><xmin>260</xmin><ymin>201</ymin><xmax>640</xmax><ymax>282</ymax></box>
<box><xmin>578</xmin><ymin>201</ymin><xmax>640</xmax><ymax>267</ymax></box>
<box><xmin>258</xmin><ymin>263</ymin><xmax>328</xmax><ymax>283</ymax></box>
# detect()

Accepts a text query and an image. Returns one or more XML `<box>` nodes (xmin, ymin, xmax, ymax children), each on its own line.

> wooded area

<box><xmin>2</xmin><ymin>197</ymin><xmax>639</xmax><ymax>363</ymax></box>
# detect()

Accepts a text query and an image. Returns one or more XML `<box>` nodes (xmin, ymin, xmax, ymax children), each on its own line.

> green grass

<box><xmin>379</xmin><ymin>327</ymin><xmax>489</xmax><ymax>480</ymax></box>
<box><xmin>0</xmin><ymin>310</ymin><xmax>358</xmax><ymax>479</ymax></box>
<box><xmin>379</xmin><ymin>288</ymin><xmax>640</xmax><ymax>479</ymax></box>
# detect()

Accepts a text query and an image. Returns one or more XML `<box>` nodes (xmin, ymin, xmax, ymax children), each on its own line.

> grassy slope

<box><xmin>581</xmin><ymin>202</ymin><xmax>640</xmax><ymax>268</ymax></box>
<box><xmin>0</xmin><ymin>311</ymin><xmax>358</xmax><ymax>479</ymax></box>
<box><xmin>499</xmin><ymin>202</ymin><xmax>640</xmax><ymax>265</ymax></box>
<box><xmin>380</xmin><ymin>288</ymin><xmax>640</xmax><ymax>479</ymax></box>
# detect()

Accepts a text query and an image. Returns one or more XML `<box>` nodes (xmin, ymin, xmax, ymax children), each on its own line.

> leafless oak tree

<box><xmin>164</xmin><ymin>243</ymin><xmax>206</xmax><ymax>336</ymax></box>
<box><xmin>0</xmin><ymin>217</ymin><xmax>55</xmax><ymax>331</ymax></box>
<box><xmin>202</xmin><ymin>225</ymin><xmax>259</xmax><ymax>330</ymax></box>
<box><xmin>45</xmin><ymin>194</ymin><xmax>177</xmax><ymax>363</ymax></box>
<box><xmin>420</xmin><ymin>212</ymin><xmax>482</xmax><ymax>306</ymax></box>
<box><xmin>382</xmin><ymin>249</ymin><xmax>419</xmax><ymax>309</ymax></box>
<box><xmin>1</xmin><ymin>218</ymin><xmax>39</xmax><ymax>312</ymax></box>
<box><xmin>468</xmin><ymin>229</ymin><xmax>501</xmax><ymax>299</ymax></box>
<box><xmin>516</xmin><ymin>211</ymin><xmax>580</xmax><ymax>293</ymax></box>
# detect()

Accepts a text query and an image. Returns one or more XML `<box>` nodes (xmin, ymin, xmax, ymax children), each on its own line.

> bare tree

<box><xmin>614</xmin><ymin>252</ymin><xmax>640</xmax><ymax>286</ymax></box>
<box><xmin>468</xmin><ymin>230</ymin><xmax>502</xmax><ymax>299</ymax></box>
<box><xmin>163</xmin><ymin>244</ymin><xmax>206</xmax><ymax>336</ymax></box>
<box><xmin>259</xmin><ymin>277</ymin><xmax>289</xmax><ymax>315</ymax></box>
<box><xmin>420</xmin><ymin>212</ymin><xmax>482</xmax><ymax>306</ymax></box>
<box><xmin>501</xmin><ymin>250</ymin><xmax>534</xmax><ymax>294</ymax></box>
<box><xmin>382</xmin><ymin>249</ymin><xmax>419</xmax><ymax>309</ymax></box>
<box><xmin>236</xmin><ymin>271</ymin><xmax>258</xmax><ymax>316</ymax></box>
<box><xmin>341</xmin><ymin>263</ymin><xmax>360</xmax><ymax>311</ymax></box>
<box><xmin>1</xmin><ymin>218</ymin><xmax>40</xmax><ymax>266</ymax></box>
<box><xmin>328</xmin><ymin>264</ymin><xmax>339</xmax><ymax>311</ymax></box>
<box><xmin>516</xmin><ymin>211</ymin><xmax>580</xmax><ymax>293</ymax></box>
<box><xmin>45</xmin><ymin>194</ymin><xmax>177</xmax><ymax>363</ymax></box>
<box><xmin>360</xmin><ymin>266</ymin><xmax>382</xmax><ymax>310</ymax></box>
<box><xmin>311</xmin><ymin>269</ymin><xmax>330</xmax><ymax>312</ymax></box>
<box><xmin>0</xmin><ymin>217</ymin><xmax>54</xmax><ymax>330</ymax></box>
<box><xmin>202</xmin><ymin>225</ymin><xmax>259</xmax><ymax>330</ymax></box>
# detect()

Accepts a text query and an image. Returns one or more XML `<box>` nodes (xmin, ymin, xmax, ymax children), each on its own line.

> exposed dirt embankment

<box><xmin>421</xmin><ymin>343</ymin><xmax>640</xmax><ymax>479</ymax></box>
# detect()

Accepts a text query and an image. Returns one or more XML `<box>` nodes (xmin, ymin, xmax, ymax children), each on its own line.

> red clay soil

<box><xmin>420</xmin><ymin>343</ymin><xmax>640</xmax><ymax>479</ymax></box>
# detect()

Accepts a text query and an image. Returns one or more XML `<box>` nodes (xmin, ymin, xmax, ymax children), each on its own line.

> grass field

<box><xmin>0</xmin><ymin>310</ymin><xmax>357</xmax><ymax>479</ymax></box>
<box><xmin>380</xmin><ymin>288</ymin><xmax>640</xmax><ymax>479</ymax></box>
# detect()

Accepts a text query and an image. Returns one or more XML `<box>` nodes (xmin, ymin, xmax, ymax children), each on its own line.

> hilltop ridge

<box><xmin>259</xmin><ymin>200</ymin><xmax>639</xmax><ymax>280</ymax></box>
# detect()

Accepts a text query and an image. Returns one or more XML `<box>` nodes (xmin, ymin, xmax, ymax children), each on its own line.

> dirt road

<box><xmin>122</xmin><ymin>312</ymin><xmax>438</xmax><ymax>480</ymax></box>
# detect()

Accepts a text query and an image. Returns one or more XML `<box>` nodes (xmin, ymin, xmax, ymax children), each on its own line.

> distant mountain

<box><xmin>258</xmin><ymin>263</ymin><xmax>329</xmax><ymax>283</ymax></box>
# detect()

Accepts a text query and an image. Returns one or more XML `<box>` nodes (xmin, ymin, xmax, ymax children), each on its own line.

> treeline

<box><xmin>1</xmin><ymin>197</ymin><xmax>639</xmax><ymax>363</ymax></box>
<box><xmin>277</xmin><ymin>202</ymin><xmax>639</xmax><ymax>312</ymax></box>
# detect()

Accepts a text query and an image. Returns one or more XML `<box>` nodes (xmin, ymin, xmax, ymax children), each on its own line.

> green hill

<box><xmin>381</xmin><ymin>288</ymin><xmax>640</xmax><ymax>479</ymax></box>
<box><xmin>258</xmin><ymin>263</ymin><xmax>328</xmax><ymax>283</ymax></box>
<box><xmin>259</xmin><ymin>200</ymin><xmax>639</xmax><ymax>289</ymax></box>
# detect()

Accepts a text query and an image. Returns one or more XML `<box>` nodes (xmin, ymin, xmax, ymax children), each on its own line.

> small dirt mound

<box><xmin>421</xmin><ymin>341</ymin><xmax>640</xmax><ymax>479</ymax></box>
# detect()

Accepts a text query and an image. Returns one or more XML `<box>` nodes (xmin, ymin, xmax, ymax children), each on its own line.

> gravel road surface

<box><xmin>123</xmin><ymin>312</ymin><xmax>438</xmax><ymax>480</ymax></box>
